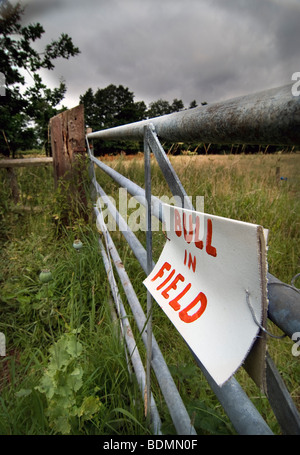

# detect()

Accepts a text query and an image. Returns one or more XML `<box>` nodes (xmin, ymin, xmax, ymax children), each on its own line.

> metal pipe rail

<box><xmin>86</xmin><ymin>83</ymin><xmax>300</xmax><ymax>435</ymax></box>
<box><xmin>88</xmin><ymin>154</ymin><xmax>300</xmax><ymax>434</ymax></box>
<box><xmin>97</xmin><ymin>215</ymin><xmax>162</xmax><ymax>435</ymax></box>
<box><xmin>95</xmin><ymin>205</ymin><xmax>197</xmax><ymax>435</ymax></box>
<box><xmin>88</xmin><ymin>84</ymin><xmax>300</xmax><ymax>146</ymax></box>
<box><xmin>89</xmin><ymin>153</ymin><xmax>300</xmax><ymax>340</ymax></box>
<box><xmin>93</xmin><ymin>181</ymin><xmax>274</xmax><ymax>435</ymax></box>
<box><xmin>92</xmin><ymin>174</ymin><xmax>299</xmax><ymax>435</ymax></box>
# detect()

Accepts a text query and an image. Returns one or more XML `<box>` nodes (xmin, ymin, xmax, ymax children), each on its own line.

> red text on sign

<box><xmin>184</xmin><ymin>249</ymin><xmax>197</xmax><ymax>273</ymax></box>
<box><xmin>151</xmin><ymin>261</ymin><xmax>207</xmax><ymax>323</ymax></box>
<box><xmin>174</xmin><ymin>209</ymin><xmax>217</xmax><ymax>257</ymax></box>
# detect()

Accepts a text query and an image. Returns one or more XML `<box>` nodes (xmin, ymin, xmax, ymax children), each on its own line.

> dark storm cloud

<box><xmin>20</xmin><ymin>0</ymin><xmax>63</xmax><ymax>18</ymax></box>
<box><xmin>275</xmin><ymin>8</ymin><xmax>300</xmax><ymax>61</ymax></box>
<box><xmin>16</xmin><ymin>0</ymin><xmax>300</xmax><ymax>109</ymax></box>
<box><xmin>211</xmin><ymin>0</ymin><xmax>300</xmax><ymax>64</ymax></box>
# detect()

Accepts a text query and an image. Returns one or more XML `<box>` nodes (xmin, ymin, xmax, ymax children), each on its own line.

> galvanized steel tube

<box><xmin>144</xmin><ymin>127</ymin><xmax>154</xmax><ymax>423</ymax></box>
<box><xmin>91</xmin><ymin>160</ymin><xmax>300</xmax><ymax>340</ymax></box>
<box><xmin>93</xmin><ymin>177</ymin><xmax>151</xmax><ymax>271</ymax></box>
<box><xmin>90</xmin><ymin>154</ymin><xmax>163</xmax><ymax>221</ymax></box>
<box><xmin>267</xmin><ymin>274</ymin><xmax>300</xmax><ymax>338</ymax></box>
<box><xmin>87</xmin><ymin>84</ymin><xmax>300</xmax><ymax>145</ymax></box>
<box><xmin>98</xmin><ymin>236</ymin><xmax>162</xmax><ymax>435</ymax></box>
<box><xmin>87</xmin><ymin>83</ymin><xmax>300</xmax><ymax>434</ymax></box>
<box><xmin>93</xmin><ymin>195</ymin><xmax>273</xmax><ymax>435</ymax></box>
<box><xmin>94</xmin><ymin>206</ymin><xmax>197</xmax><ymax>435</ymax></box>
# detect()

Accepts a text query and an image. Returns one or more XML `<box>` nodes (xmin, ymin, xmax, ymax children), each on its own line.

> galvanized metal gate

<box><xmin>86</xmin><ymin>84</ymin><xmax>300</xmax><ymax>435</ymax></box>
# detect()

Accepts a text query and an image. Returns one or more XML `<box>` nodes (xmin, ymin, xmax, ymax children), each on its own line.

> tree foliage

<box><xmin>0</xmin><ymin>1</ymin><xmax>203</xmax><ymax>157</ymax></box>
<box><xmin>0</xmin><ymin>1</ymin><xmax>80</xmax><ymax>156</ymax></box>
<box><xmin>80</xmin><ymin>86</ymin><xmax>193</xmax><ymax>154</ymax></box>
<box><xmin>146</xmin><ymin>97</ymin><xmax>184</xmax><ymax>118</ymax></box>
<box><xmin>80</xmin><ymin>84</ymin><xmax>147</xmax><ymax>131</ymax></box>
<box><xmin>80</xmin><ymin>84</ymin><xmax>147</xmax><ymax>155</ymax></box>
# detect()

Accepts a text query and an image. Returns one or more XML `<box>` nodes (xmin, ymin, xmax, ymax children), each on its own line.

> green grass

<box><xmin>0</xmin><ymin>151</ymin><xmax>299</xmax><ymax>435</ymax></box>
<box><xmin>0</xmin><ymin>163</ymin><xmax>151</xmax><ymax>435</ymax></box>
<box><xmin>98</xmin><ymin>151</ymin><xmax>300</xmax><ymax>433</ymax></box>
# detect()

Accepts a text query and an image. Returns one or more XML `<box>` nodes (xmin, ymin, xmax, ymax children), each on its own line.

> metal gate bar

<box><xmin>89</xmin><ymin>143</ymin><xmax>300</xmax><ymax>434</ymax></box>
<box><xmin>266</xmin><ymin>353</ymin><xmax>300</xmax><ymax>434</ymax></box>
<box><xmin>88</xmin><ymin>143</ymin><xmax>300</xmax><ymax>341</ymax></box>
<box><xmin>92</xmin><ymin>154</ymin><xmax>300</xmax><ymax>434</ymax></box>
<box><xmin>89</xmin><ymin>153</ymin><xmax>163</xmax><ymax>221</ymax></box>
<box><xmin>142</xmin><ymin>126</ymin><xmax>300</xmax><ymax>435</ymax></box>
<box><xmin>97</xmin><ymin>213</ymin><xmax>162</xmax><ymax>434</ymax></box>
<box><xmin>94</xmin><ymin>206</ymin><xmax>197</xmax><ymax>435</ymax></box>
<box><xmin>88</xmin><ymin>84</ymin><xmax>300</xmax><ymax>145</ymax></box>
<box><xmin>92</xmin><ymin>180</ymin><xmax>274</xmax><ymax>435</ymax></box>
<box><xmin>86</xmin><ymin>83</ymin><xmax>300</xmax><ymax>434</ymax></box>
<box><xmin>144</xmin><ymin>128</ymin><xmax>154</xmax><ymax>424</ymax></box>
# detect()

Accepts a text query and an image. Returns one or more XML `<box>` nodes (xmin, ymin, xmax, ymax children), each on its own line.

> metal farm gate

<box><xmin>84</xmin><ymin>84</ymin><xmax>300</xmax><ymax>435</ymax></box>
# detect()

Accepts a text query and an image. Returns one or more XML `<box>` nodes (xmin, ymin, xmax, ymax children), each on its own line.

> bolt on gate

<box><xmin>84</xmin><ymin>84</ymin><xmax>300</xmax><ymax>435</ymax></box>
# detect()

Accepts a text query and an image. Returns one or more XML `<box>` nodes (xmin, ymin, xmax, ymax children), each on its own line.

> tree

<box><xmin>79</xmin><ymin>88</ymin><xmax>97</xmax><ymax>131</ymax></box>
<box><xmin>189</xmin><ymin>100</ymin><xmax>198</xmax><ymax>109</ymax></box>
<box><xmin>0</xmin><ymin>1</ymin><xmax>80</xmax><ymax>156</ymax></box>
<box><xmin>81</xmin><ymin>84</ymin><xmax>147</xmax><ymax>131</ymax></box>
<box><xmin>80</xmin><ymin>84</ymin><xmax>147</xmax><ymax>154</ymax></box>
<box><xmin>147</xmin><ymin>99</ymin><xmax>172</xmax><ymax>118</ymax></box>
<box><xmin>170</xmin><ymin>98</ymin><xmax>184</xmax><ymax>112</ymax></box>
<box><xmin>147</xmin><ymin>98</ymin><xmax>185</xmax><ymax>118</ymax></box>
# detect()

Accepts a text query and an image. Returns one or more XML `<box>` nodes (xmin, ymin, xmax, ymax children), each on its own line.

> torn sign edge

<box><xmin>243</xmin><ymin>226</ymin><xmax>269</xmax><ymax>394</ymax></box>
<box><xmin>145</xmin><ymin>205</ymin><xmax>269</xmax><ymax>389</ymax></box>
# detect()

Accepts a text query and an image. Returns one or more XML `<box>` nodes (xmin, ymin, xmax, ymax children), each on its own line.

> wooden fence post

<box><xmin>49</xmin><ymin>104</ymin><xmax>88</xmax><ymax>223</ymax></box>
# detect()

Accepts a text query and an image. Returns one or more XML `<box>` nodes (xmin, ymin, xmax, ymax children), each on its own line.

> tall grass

<box><xmin>0</xmin><ymin>151</ymin><xmax>299</xmax><ymax>435</ymax></box>
<box><xmin>0</xmin><ymin>164</ymin><xmax>150</xmax><ymax>435</ymax></box>
<box><xmin>99</xmin><ymin>151</ymin><xmax>300</xmax><ymax>433</ymax></box>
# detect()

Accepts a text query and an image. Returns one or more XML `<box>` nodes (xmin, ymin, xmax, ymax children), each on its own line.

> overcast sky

<box><xmin>17</xmin><ymin>0</ymin><xmax>300</xmax><ymax>110</ymax></box>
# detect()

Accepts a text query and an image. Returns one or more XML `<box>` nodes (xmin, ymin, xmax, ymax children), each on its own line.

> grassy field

<box><xmin>0</xmin><ymin>151</ymin><xmax>299</xmax><ymax>435</ymax></box>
